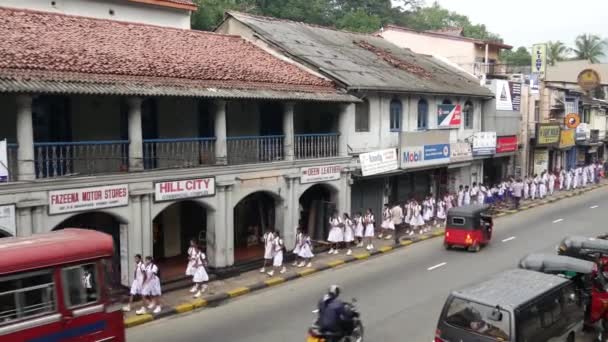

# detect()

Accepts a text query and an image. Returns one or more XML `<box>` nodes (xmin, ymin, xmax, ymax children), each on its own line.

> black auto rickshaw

<box><xmin>444</xmin><ymin>204</ymin><xmax>493</xmax><ymax>252</ymax></box>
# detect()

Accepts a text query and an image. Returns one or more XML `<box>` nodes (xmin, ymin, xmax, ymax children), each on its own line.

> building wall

<box><xmin>3</xmin><ymin>0</ymin><xmax>191</xmax><ymax>29</ymax></box>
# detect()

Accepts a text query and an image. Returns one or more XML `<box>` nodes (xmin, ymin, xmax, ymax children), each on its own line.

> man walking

<box><xmin>511</xmin><ymin>178</ymin><xmax>524</xmax><ymax>210</ymax></box>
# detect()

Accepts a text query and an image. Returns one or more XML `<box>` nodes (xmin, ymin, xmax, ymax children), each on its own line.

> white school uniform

<box><xmin>185</xmin><ymin>246</ymin><xmax>197</xmax><ymax>276</ymax></box>
<box><xmin>566</xmin><ymin>171</ymin><xmax>573</xmax><ymax>190</ymax></box>
<box><xmin>445</xmin><ymin>196</ymin><xmax>453</xmax><ymax>210</ymax></box>
<box><xmin>410</xmin><ymin>205</ymin><xmax>425</xmax><ymax>227</ymax></box>
<box><xmin>298</xmin><ymin>236</ymin><xmax>314</xmax><ymax>259</ymax></box>
<box><xmin>142</xmin><ymin>264</ymin><xmax>161</xmax><ymax>297</ymax></box>
<box><xmin>457</xmin><ymin>190</ymin><xmax>464</xmax><ymax>207</ymax></box>
<box><xmin>293</xmin><ymin>232</ymin><xmax>303</xmax><ymax>255</ymax></box>
<box><xmin>381</xmin><ymin>208</ymin><xmax>394</xmax><ymax>230</ymax></box>
<box><xmin>530</xmin><ymin>181</ymin><xmax>537</xmax><ymax>200</ymax></box>
<box><xmin>477</xmin><ymin>186</ymin><xmax>486</xmax><ymax>204</ymax></box>
<box><xmin>192</xmin><ymin>252</ymin><xmax>209</xmax><ymax>283</ymax></box>
<box><xmin>354</xmin><ymin>216</ymin><xmax>364</xmax><ymax>238</ymax></box>
<box><xmin>273</xmin><ymin>237</ymin><xmax>284</xmax><ymax>267</ymax></box>
<box><xmin>582</xmin><ymin>167</ymin><xmax>589</xmax><ymax>186</ymax></box>
<box><xmin>523</xmin><ymin>182</ymin><xmax>529</xmax><ymax>199</ymax></box>
<box><xmin>130</xmin><ymin>261</ymin><xmax>145</xmax><ymax>296</ymax></box>
<box><xmin>343</xmin><ymin>218</ymin><xmax>355</xmax><ymax>242</ymax></box>
<box><xmin>263</xmin><ymin>232</ymin><xmax>275</xmax><ymax>260</ymax></box>
<box><xmin>364</xmin><ymin>214</ymin><xmax>375</xmax><ymax>237</ymax></box>
<box><xmin>463</xmin><ymin>191</ymin><xmax>471</xmax><ymax>206</ymax></box>
<box><xmin>422</xmin><ymin>200</ymin><xmax>432</xmax><ymax>221</ymax></box>
<box><xmin>559</xmin><ymin>171</ymin><xmax>566</xmax><ymax>190</ymax></box>
<box><xmin>327</xmin><ymin>217</ymin><xmax>344</xmax><ymax>243</ymax></box>
<box><xmin>436</xmin><ymin>200</ymin><xmax>446</xmax><ymax>220</ymax></box>
<box><xmin>404</xmin><ymin>204</ymin><xmax>412</xmax><ymax>225</ymax></box>
<box><xmin>549</xmin><ymin>174</ymin><xmax>556</xmax><ymax>194</ymax></box>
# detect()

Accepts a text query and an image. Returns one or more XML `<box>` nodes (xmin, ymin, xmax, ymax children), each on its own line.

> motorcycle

<box><xmin>306</xmin><ymin>298</ymin><xmax>364</xmax><ymax>342</ymax></box>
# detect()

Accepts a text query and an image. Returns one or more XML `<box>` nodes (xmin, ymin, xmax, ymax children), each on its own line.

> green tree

<box><xmin>546</xmin><ymin>40</ymin><xmax>569</xmax><ymax>66</ymax></box>
<box><xmin>573</xmin><ymin>33</ymin><xmax>606</xmax><ymax>63</ymax></box>
<box><xmin>500</xmin><ymin>46</ymin><xmax>531</xmax><ymax>66</ymax></box>
<box><xmin>336</xmin><ymin>9</ymin><xmax>381</xmax><ymax>32</ymax></box>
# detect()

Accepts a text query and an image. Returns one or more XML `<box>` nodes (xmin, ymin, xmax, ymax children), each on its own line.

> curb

<box><xmin>125</xmin><ymin>183</ymin><xmax>607</xmax><ymax>328</ymax></box>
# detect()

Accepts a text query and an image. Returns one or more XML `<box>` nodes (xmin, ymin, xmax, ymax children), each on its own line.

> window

<box><xmin>443</xmin><ymin>297</ymin><xmax>511</xmax><ymax>341</ymax></box>
<box><xmin>390</xmin><ymin>99</ymin><xmax>402</xmax><ymax>131</ymax></box>
<box><xmin>451</xmin><ymin>217</ymin><xmax>465</xmax><ymax>226</ymax></box>
<box><xmin>464</xmin><ymin>101</ymin><xmax>474</xmax><ymax>129</ymax></box>
<box><xmin>0</xmin><ymin>271</ymin><xmax>56</xmax><ymax>325</ymax></box>
<box><xmin>355</xmin><ymin>99</ymin><xmax>370</xmax><ymax>132</ymax></box>
<box><xmin>62</xmin><ymin>264</ymin><xmax>99</xmax><ymax>308</ymax></box>
<box><xmin>417</xmin><ymin>99</ymin><xmax>428</xmax><ymax>130</ymax></box>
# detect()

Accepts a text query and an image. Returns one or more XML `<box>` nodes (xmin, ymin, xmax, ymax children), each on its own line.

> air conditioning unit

<box><xmin>509</xmin><ymin>74</ymin><xmax>524</xmax><ymax>82</ymax></box>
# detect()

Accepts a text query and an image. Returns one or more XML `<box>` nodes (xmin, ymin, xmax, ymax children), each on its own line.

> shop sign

<box><xmin>154</xmin><ymin>177</ymin><xmax>215</xmax><ymax>202</ymax></box>
<box><xmin>576</xmin><ymin>123</ymin><xmax>589</xmax><ymax>141</ymax></box>
<box><xmin>437</xmin><ymin>104</ymin><xmax>462</xmax><ymax>128</ymax></box>
<box><xmin>533</xmin><ymin>149</ymin><xmax>549</xmax><ymax>176</ymax></box>
<box><xmin>529</xmin><ymin>73</ymin><xmax>540</xmax><ymax>94</ymax></box>
<box><xmin>300</xmin><ymin>165</ymin><xmax>342</xmax><ymax>184</ymax></box>
<box><xmin>578</xmin><ymin>69</ymin><xmax>601</xmax><ymax>91</ymax></box>
<box><xmin>559</xmin><ymin>129</ymin><xmax>576</xmax><ymax>149</ymax></box>
<box><xmin>532</xmin><ymin>44</ymin><xmax>547</xmax><ymax>79</ymax></box>
<box><xmin>0</xmin><ymin>204</ymin><xmax>15</xmax><ymax>237</ymax></box>
<box><xmin>0</xmin><ymin>140</ymin><xmax>7</xmax><ymax>183</ymax></box>
<box><xmin>472</xmin><ymin>132</ymin><xmax>497</xmax><ymax>156</ymax></box>
<box><xmin>565</xmin><ymin>113</ymin><xmax>581</xmax><ymax>129</ymax></box>
<box><xmin>495</xmin><ymin>81</ymin><xmax>521</xmax><ymax>112</ymax></box>
<box><xmin>49</xmin><ymin>184</ymin><xmax>129</xmax><ymax>215</ymax></box>
<box><xmin>359</xmin><ymin>149</ymin><xmax>398</xmax><ymax>176</ymax></box>
<box><xmin>536</xmin><ymin>124</ymin><xmax>560</xmax><ymax>146</ymax></box>
<box><xmin>402</xmin><ymin>144</ymin><xmax>451</xmax><ymax>168</ymax></box>
<box><xmin>496</xmin><ymin>136</ymin><xmax>518</xmax><ymax>154</ymax></box>
<box><xmin>450</xmin><ymin>142</ymin><xmax>472</xmax><ymax>162</ymax></box>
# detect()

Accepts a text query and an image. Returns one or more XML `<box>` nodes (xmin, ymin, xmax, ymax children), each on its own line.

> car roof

<box><xmin>447</xmin><ymin>204</ymin><xmax>489</xmax><ymax>216</ymax></box>
<box><xmin>519</xmin><ymin>253</ymin><xmax>596</xmax><ymax>274</ymax></box>
<box><xmin>451</xmin><ymin>269</ymin><xmax>570</xmax><ymax>311</ymax></box>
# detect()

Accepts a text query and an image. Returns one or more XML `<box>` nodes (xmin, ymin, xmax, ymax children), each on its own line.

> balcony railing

<box><xmin>295</xmin><ymin>133</ymin><xmax>340</xmax><ymax>159</ymax></box>
<box><xmin>227</xmin><ymin>135</ymin><xmax>284</xmax><ymax>165</ymax></box>
<box><xmin>34</xmin><ymin>140</ymin><xmax>129</xmax><ymax>179</ymax></box>
<box><xmin>143</xmin><ymin>137</ymin><xmax>216</xmax><ymax>170</ymax></box>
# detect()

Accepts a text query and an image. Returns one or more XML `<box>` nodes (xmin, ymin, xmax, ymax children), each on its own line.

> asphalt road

<box><xmin>127</xmin><ymin>188</ymin><xmax>608</xmax><ymax>342</ymax></box>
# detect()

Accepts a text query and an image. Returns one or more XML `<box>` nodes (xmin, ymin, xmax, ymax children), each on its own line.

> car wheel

<box><xmin>468</xmin><ymin>243</ymin><xmax>480</xmax><ymax>253</ymax></box>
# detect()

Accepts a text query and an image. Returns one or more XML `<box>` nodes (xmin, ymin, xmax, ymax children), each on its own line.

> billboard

<box><xmin>359</xmin><ymin>149</ymin><xmax>398</xmax><ymax>176</ymax></box>
<box><xmin>532</xmin><ymin>44</ymin><xmax>547</xmax><ymax>79</ymax></box>
<box><xmin>437</xmin><ymin>104</ymin><xmax>462</xmax><ymax>129</ymax></box>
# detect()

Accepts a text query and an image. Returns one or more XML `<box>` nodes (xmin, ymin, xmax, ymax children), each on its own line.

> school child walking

<box><xmin>354</xmin><ymin>212</ymin><xmax>364</xmax><ymax>247</ymax></box>
<box><xmin>268</xmin><ymin>231</ymin><xmax>286</xmax><ymax>276</ymax></box>
<box><xmin>297</xmin><ymin>232</ymin><xmax>314</xmax><ymax>268</ymax></box>
<box><xmin>185</xmin><ymin>238</ymin><xmax>197</xmax><ymax>278</ymax></box>
<box><xmin>363</xmin><ymin>208</ymin><xmax>375</xmax><ymax>251</ymax></box>
<box><xmin>436</xmin><ymin>198</ymin><xmax>447</xmax><ymax>226</ymax></box>
<box><xmin>410</xmin><ymin>200</ymin><xmax>425</xmax><ymax>235</ymax></box>
<box><xmin>123</xmin><ymin>254</ymin><xmax>145</xmax><ymax>312</ymax></box>
<box><xmin>343</xmin><ymin>213</ymin><xmax>355</xmax><ymax>255</ymax></box>
<box><xmin>292</xmin><ymin>226</ymin><xmax>304</xmax><ymax>266</ymax></box>
<box><xmin>379</xmin><ymin>204</ymin><xmax>394</xmax><ymax>239</ymax></box>
<box><xmin>137</xmin><ymin>256</ymin><xmax>162</xmax><ymax>315</ymax></box>
<box><xmin>260</xmin><ymin>229</ymin><xmax>275</xmax><ymax>273</ymax></box>
<box><xmin>191</xmin><ymin>244</ymin><xmax>209</xmax><ymax>298</ymax></box>
<box><xmin>327</xmin><ymin>211</ymin><xmax>343</xmax><ymax>254</ymax></box>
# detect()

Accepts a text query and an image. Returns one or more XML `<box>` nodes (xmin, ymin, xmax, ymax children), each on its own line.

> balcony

<box><xmin>226</xmin><ymin>135</ymin><xmax>284</xmax><ymax>165</ymax></box>
<box><xmin>295</xmin><ymin>133</ymin><xmax>339</xmax><ymax>159</ymax></box>
<box><xmin>143</xmin><ymin>137</ymin><xmax>216</xmax><ymax>170</ymax></box>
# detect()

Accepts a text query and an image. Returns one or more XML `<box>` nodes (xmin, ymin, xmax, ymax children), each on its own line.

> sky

<box><xmin>418</xmin><ymin>0</ymin><xmax>608</xmax><ymax>49</ymax></box>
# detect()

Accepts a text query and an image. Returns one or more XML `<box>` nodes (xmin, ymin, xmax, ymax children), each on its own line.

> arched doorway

<box><xmin>152</xmin><ymin>201</ymin><xmax>208</xmax><ymax>281</ymax></box>
<box><xmin>299</xmin><ymin>184</ymin><xmax>337</xmax><ymax>241</ymax></box>
<box><xmin>233</xmin><ymin>192</ymin><xmax>278</xmax><ymax>263</ymax></box>
<box><xmin>54</xmin><ymin>212</ymin><xmax>124</xmax><ymax>286</ymax></box>
<box><xmin>0</xmin><ymin>229</ymin><xmax>11</xmax><ymax>238</ymax></box>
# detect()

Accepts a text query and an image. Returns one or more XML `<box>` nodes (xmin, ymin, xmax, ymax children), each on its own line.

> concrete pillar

<box><xmin>209</xmin><ymin>185</ymin><xmax>227</xmax><ymax>268</ymax></box>
<box><xmin>283</xmin><ymin>177</ymin><xmax>297</xmax><ymax>249</ymax></box>
<box><xmin>338</xmin><ymin>103</ymin><xmax>354</xmax><ymax>157</ymax></box>
<box><xmin>127</xmin><ymin>97</ymin><xmax>144</xmax><ymax>171</ymax></box>
<box><xmin>341</xmin><ymin>172</ymin><xmax>352</xmax><ymax>215</ymax></box>
<box><xmin>32</xmin><ymin>206</ymin><xmax>44</xmax><ymax>234</ymax></box>
<box><xmin>17</xmin><ymin>207</ymin><xmax>32</xmax><ymax>237</ymax></box>
<box><xmin>214</xmin><ymin>100</ymin><xmax>227</xmax><ymax>165</ymax></box>
<box><xmin>225</xmin><ymin>184</ymin><xmax>235</xmax><ymax>266</ymax></box>
<box><xmin>283</xmin><ymin>103</ymin><xmax>295</xmax><ymax>161</ymax></box>
<box><xmin>141</xmin><ymin>194</ymin><xmax>152</xmax><ymax>259</ymax></box>
<box><xmin>129</xmin><ymin>196</ymin><xmax>143</xmax><ymax>283</ymax></box>
<box><xmin>16</xmin><ymin>95</ymin><xmax>35</xmax><ymax>181</ymax></box>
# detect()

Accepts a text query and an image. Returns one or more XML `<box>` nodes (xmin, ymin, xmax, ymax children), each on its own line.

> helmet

<box><xmin>328</xmin><ymin>285</ymin><xmax>341</xmax><ymax>299</ymax></box>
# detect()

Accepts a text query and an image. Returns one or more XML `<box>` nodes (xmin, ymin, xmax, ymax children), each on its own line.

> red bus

<box><xmin>0</xmin><ymin>229</ymin><xmax>125</xmax><ymax>341</ymax></box>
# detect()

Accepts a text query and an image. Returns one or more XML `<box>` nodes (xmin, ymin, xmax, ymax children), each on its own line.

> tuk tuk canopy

<box><xmin>447</xmin><ymin>204</ymin><xmax>490</xmax><ymax>230</ymax></box>
<box><xmin>560</xmin><ymin>236</ymin><xmax>608</xmax><ymax>254</ymax></box>
<box><xmin>519</xmin><ymin>253</ymin><xmax>596</xmax><ymax>275</ymax></box>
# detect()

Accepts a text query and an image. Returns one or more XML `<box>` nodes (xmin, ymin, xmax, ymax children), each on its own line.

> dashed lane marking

<box><xmin>427</xmin><ymin>262</ymin><xmax>447</xmax><ymax>271</ymax></box>
<box><xmin>553</xmin><ymin>218</ymin><xmax>564</xmax><ymax>223</ymax></box>
<box><xmin>502</xmin><ymin>236</ymin><xmax>516</xmax><ymax>242</ymax></box>
<box><xmin>591</xmin><ymin>205</ymin><xmax>599</xmax><ymax>209</ymax></box>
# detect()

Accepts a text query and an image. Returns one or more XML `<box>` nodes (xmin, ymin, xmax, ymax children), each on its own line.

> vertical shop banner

<box><xmin>509</xmin><ymin>81</ymin><xmax>521</xmax><ymax>112</ymax></box>
<box><xmin>532</xmin><ymin>43</ymin><xmax>547</xmax><ymax>79</ymax></box>
<box><xmin>496</xmin><ymin>80</ymin><xmax>513</xmax><ymax>111</ymax></box>
<box><xmin>436</xmin><ymin>104</ymin><xmax>462</xmax><ymax>128</ymax></box>
<box><xmin>534</xmin><ymin>149</ymin><xmax>549</xmax><ymax>176</ymax></box>
<box><xmin>559</xmin><ymin>129</ymin><xmax>576</xmax><ymax>149</ymax></box>
<box><xmin>529</xmin><ymin>73</ymin><xmax>540</xmax><ymax>94</ymax></box>
<box><xmin>0</xmin><ymin>140</ymin><xmax>8</xmax><ymax>183</ymax></box>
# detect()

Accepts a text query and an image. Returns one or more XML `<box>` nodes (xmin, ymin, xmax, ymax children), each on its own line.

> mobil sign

<box><xmin>400</xmin><ymin>130</ymin><xmax>450</xmax><ymax>169</ymax></box>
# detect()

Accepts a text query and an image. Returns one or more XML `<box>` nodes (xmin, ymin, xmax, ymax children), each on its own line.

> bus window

<box><xmin>0</xmin><ymin>271</ymin><xmax>55</xmax><ymax>325</ymax></box>
<box><xmin>443</xmin><ymin>297</ymin><xmax>511</xmax><ymax>340</ymax></box>
<box><xmin>62</xmin><ymin>264</ymin><xmax>99</xmax><ymax>308</ymax></box>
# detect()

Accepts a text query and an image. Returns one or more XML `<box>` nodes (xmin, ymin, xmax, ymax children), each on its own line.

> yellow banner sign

<box><xmin>537</xmin><ymin>124</ymin><xmax>560</xmax><ymax>146</ymax></box>
<box><xmin>559</xmin><ymin>129</ymin><xmax>575</xmax><ymax>148</ymax></box>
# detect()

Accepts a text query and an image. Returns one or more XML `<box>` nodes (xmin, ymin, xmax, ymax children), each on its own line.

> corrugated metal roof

<box><xmin>546</xmin><ymin>60</ymin><xmax>608</xmax><ymax>85</ymax></box>
<box><xmin>0</xmin><ymin>78</ymin><xmax>358</xmax><ymax>102</ymax></box>
<box><xmin>227</xmin><ymin>12</ymin><xmax>493</xmax><ymax>98</ymax></box>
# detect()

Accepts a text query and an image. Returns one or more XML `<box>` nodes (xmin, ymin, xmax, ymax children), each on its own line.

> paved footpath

<box><xmin>124</xmin><ymin>182</ymin><xmax>608</xmax><ymax>332</ymax></box>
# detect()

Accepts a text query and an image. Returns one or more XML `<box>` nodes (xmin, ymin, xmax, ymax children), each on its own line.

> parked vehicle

<box><xmin>444</xmin><ymin>204</ymin><xmax>493</xmax><ymax>252</ymax></box>
<box><xmin>0</xmin><ymin>229</ymin><xmax>125</xmax><ymax>342</ymax></box>
<box><xmin>558</xmin><ymin>236</ymin><xmax>608</xmax><ymax>272</ymax></box>
<box><xmin>307</xmin><ymin>299</ymin><xmax>364</xmax><ymax>342</ymax></box>
<box><xmin>435</xmin><ymin>269</ymin><xmax>584</xmax><ymax>342</ymax></box>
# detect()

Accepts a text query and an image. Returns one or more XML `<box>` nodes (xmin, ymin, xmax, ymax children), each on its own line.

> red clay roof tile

<box><xmin>0</xmin><ymin>7</ymin><xmax>337</xmax><ymax>94</ymax></box>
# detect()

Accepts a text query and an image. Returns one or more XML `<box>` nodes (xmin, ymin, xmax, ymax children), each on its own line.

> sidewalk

<box><xmin>124</xmin><ymin>181</ymin><xmax>607</xmax><ymax>328</ymax></box>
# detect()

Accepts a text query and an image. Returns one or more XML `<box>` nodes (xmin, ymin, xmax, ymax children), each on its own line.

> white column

<box><xmin>141</xmin><ymin>194</ymin><xmax>152</xmax><ymax>259</ymax></box>
<box><xmin>214</xmin><ymin>100</ymin><xmax>227</xmax><ymax>165</ymax></box>
<box><xmin>283</xmin><ymin>102</ymin><xmax>295</xmax><ymax>161</ymax></box>
<box><xmin>338</xmin><ymin>103</ymin><xmax>354</xmax><ymax>157</ymax></box>
<box><xmin>32</xmin><ymin>206</ymin><xmax>44</xmax><ymax>234</ymax></box>
<box><xmin>16</xmin><ymin>95</ymin><xmax>35</xmax><ymax>181</ymax></box>
<box><xmin>129</xmin><ymin>196</ymin><xmax>143</xmax><ymax>283</ymax></box>
<box><xmin>225</xmin><ymin>184</ymin><xmax>235</xmax><ymax>266</ymax></box>
<box><xmin>17</xmin><ymin>207</ymin><xmax>32</xmax><ymax>237</ymax></box>
<box><xmin>283</xmin><ymin>177</ymin><xmax>297</xmax><ymax>249</ymax></box>
<box><xmin>127</xmin><ymin>97</ymin><xmax>144</xmax><ymax>171</ymax></box>
<box><xmin>209</xmin><ymin>185</ymin><xmax>228</xmax><ymax>267</ymax></box>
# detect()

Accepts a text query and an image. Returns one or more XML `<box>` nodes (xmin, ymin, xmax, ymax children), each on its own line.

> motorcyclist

<box><xmin>317</xmin><ymin>285</ymin><xmax>354</xmax><ymax>341</ymax></box>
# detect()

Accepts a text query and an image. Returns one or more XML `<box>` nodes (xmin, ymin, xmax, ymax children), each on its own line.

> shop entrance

<box><xmin>299</xmin><ymin>184</ymin><xmax>337</xmax><ymax>241</ymax></box>
<box><xmin>233</xmin><ymin>192</ymin><xmax>278</xmax><ymax>263</ymax></box>
<box><xmin>152</xmin><ymin>201</ymin><xmax>207</xmax><ymax>281</ymax></box>
<box><xmin>53</xmin><ymin>212</ymin><xmax>123</xmax><ymax>286</ymax></box>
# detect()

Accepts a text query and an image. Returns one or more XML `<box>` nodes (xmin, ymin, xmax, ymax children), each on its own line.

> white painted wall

<box><xmin>3</xmin><ymin>0</ymin><xmax>191</xmax><ymax>29</ymax></box>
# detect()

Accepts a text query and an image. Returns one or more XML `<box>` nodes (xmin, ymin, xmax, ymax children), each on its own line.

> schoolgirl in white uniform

<box><xmin>363</xmin><ymin>209</ymin><xmax>375</xmax><ymax>251</ymax></box>
<box><xmin>327</xmin><ymin>212</ymin><xmax>343</xmax><ymax>254</ymax></box>
<box><xmin>260</xmin><ymin>230</ymin><xmax>275</xmax><ymax>273</ymax></box>
<box><xmin>268</xmin><ymin>232</ymin><xmax>286</xmax><ymax>276</ymax></box>
<box><xmin>530</xmin><ymin>176</ymin><xmax>538</xmax><ymax>200</ymax></box>
<box><xmin>297</xmin><ymin>232</ymin><xmax>314</xmax><ymax>268</ymax></box>
<box><xmin>343</xmin><ymin>213</ymin><xmax>355</xmax><ymax>255</ymax></box>
<box><xmin>410</xmin><ymin>201</ymin><xmax>425</xmax><ymax>234</ymax></box>
<box><xmin>123</xmin><ymin>254</ymin><xmax>145</xmax><ymax>312</ymax></box>
<box><xmin>457</xmin><ymin>186</ymin><xmax>465</xmax><ymax>207</ymax></box>
<box><xmin>566</xmin><ymin>169</ymin><xmax>573</xmax><ymax>190</ymax></box>
<box><xmin>539</xmin><ymin>172</ymin><xmax>547</xmax><ymax>199</ymax></box>
<box><xmin>463</xmin><ymin>186</ymin><xmax>471</xmax><ymax>205</ymax></box>
<box><xmin>549</xmin><ymin>172</ymin><xmax>556</xmax><ymax>195</ymax></box>
<box><xmin>523</xmin><ymin>179</ymin><xmax>529</xmax><ymax>199</ymax></box>
<box><xmin>185</xmin><ymin>239</ymin><xmax>197</xmax><ymax>277</ymax></box>
<box><xmin>379</xmin><ymin>205</ymin><xmax>394</xmax><ymax>239</ymax></box>
<box><xmin>436</xmin><ymin>199</ymin><xmax>446</xmax><ymax>225</ymax></box>
<box><xmin>354</xmin><ymin>212</ymin><xmax>364</xmax><ymax>247</ymax></box>
<box><xmin>292</xmin><ymin>227</ymin><xmax>304</xmax><ymax>266</ymax></box>
<box><xmin>191</xmin><ymin>245</ymin><xmax>209</xmax><ymax>298</ymax></box>
<box><xmin>137</xmin><ymin>256</ymin><xmax>161</xmax><ymax>315</ymax></box>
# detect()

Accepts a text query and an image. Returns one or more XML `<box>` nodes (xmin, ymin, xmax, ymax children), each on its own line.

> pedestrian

<box><xmin>523</xmin><ymin>178</ymin><xmax>529</xmax><ymax>200</ymax></box>
<box><xmin>549</xmin><ymin>172</ymin><xmax>556</xmax><ymax>195</ymax></box>
<box><xmin>260</xmin><ymin>228</ymin><xmax>275</xmax><ymax>273</ymax></box>
<box><xmin>343</xmin><ymin>213</ymin><xmax>355</xmax><ymax>255</ymax></box>
<box><xmin>185</xmin><ymin>238</ymin><xmax>197</xmax><ymax>278</ymax></box>
<box><xmin>268</xmin><ymin>231</ymin><xmax>286</xmax><ymax>276</ymax></box>
<box><xmin>297</xmin><ymin>231</ymin><xmax>314</xmax><ymax>268</ymax></box>
<box><xmin>512</xmin><ymin>178</ymin><xmax>523</xmax><ymax>209</ymax></box>
<box><xmin>436</xmin><ymin>196</ymin><xmax>446</xmax><ymax>226</ymax></box>
<box><xmin>123</xmin><ymin>254</ymin><xmax>145</xmax><ymax>312</ymax></box>
<box><xmin>559</xmin><ymin>168</ymin><xmax>566</xmax><ymax>191</ymax></box>
<box><xmin>539</xmin><ymin>171</ymin><xmax>547</xmax><ymax>199</ymax></box>
<box><xmin>327</xmin><ymin>211</ymin><xmax>343</xmax><ymax>254</ymax></box>
<box><xmin>292</xmin><ymin>226</ymin><xmax>304</xmax><ymax>266</ymax></box>
<box><xmin>391</xmin><ymin>202</ymin><xmax>403</xmax><ymax>239</ymax></box>
<box><xmin>422</xmin><ymin>197</ymin><xmax>432</xmax><ymax>232</ymax></box>
<box><xmin>191</xmin><ymin>244</ymin><xmax>209</xmax><ymax>298</ymax></box>
<box><xmin>478</xmin><ymin>184</ymin><xmax>487</xmax><ymax>205</ymax></box>
<box><xmin>354</xmin><ymin>212</ymin><xmax>364</xmax><ymax>247</ymax></box>
<box><xmin>363</xmin><ymin>208</ymin><xmax>375</xmax><ymax>251</ymax></box>
<box><xmin>379</xmin><ymin>204</ymin><xmax>394</xmax><ymax>240</ymax></box>
<box><xmin>463</xmin><ymin>186</ymin><xmax>471</xmax><ymax>206</ymax></box>
<box><xmin>530</xmin><ymin>175</ymin><xmax>538</xmax><ymax>200</ymax></box>
<box><xmin>137</xmin><ymin>256</ymin><xmax>161</xmax><ymax>315</ymax></box>
<box><xmin>444</xmin><ymin>193</ymin><xmax>453</xmax><ymax>211</ymax></box>
<box><xmin>470</xmin><ymin>182</ymin><xmax>479</xmax><ymax>204</ymax></box>
<box><xmin>409</xmin><ymin>200</ymin><xmax>425</xmax><ymax>235</ymax></box>
<box><xmin>404</xmin><ymin>200</ymin><xmax>413</xmax><ymax>235</ymax></box>
<box><xmin>566</xmin><ymin>169</ymin><xmax>573</xmax><ymax>190</ymax></box>
<box><xmin>457</xmin><ymin>185</ymin><xmax>464</xmax><ymax>207</ymax></box>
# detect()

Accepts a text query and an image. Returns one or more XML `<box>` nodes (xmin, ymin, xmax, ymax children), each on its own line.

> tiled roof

<box><xmin>0</xmin><ymin>7</ymin><xmax>343</xmax><ymax>98</ymax></box>
<box><xmin>128</xmin><ymin>0</ymin><xmax>197</xmax><ymax>11</ymax></box>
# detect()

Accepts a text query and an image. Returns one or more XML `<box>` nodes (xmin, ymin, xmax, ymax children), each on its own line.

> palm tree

<box><xmin>572</xmin><ymin>33</ymin><xmax>607</xmax><ymax>63</ymax></box>
<box><xmin>546</xmin><ymin>40</ymin><xmax>568</xmax><ymax>65</ymax></box>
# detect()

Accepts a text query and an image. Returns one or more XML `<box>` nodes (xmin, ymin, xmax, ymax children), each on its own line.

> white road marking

<box><xmin>591</xmin><ymin>205</ymin><xmax>599</xmax><ymax>209</ymax></box>
<box><xmin>427</xmin><ymin>262</ymin><xmax>447</xmax><ymax>271</ymax></box>
<box><xmin>502</xmin><ymin>236</ymin><xmax>516</xmax><ymax>242</ymax></box>
<box><xmin>553</xmin><ymin>218</ymin><xmax>564</xmax><ymax>223</ymax></box>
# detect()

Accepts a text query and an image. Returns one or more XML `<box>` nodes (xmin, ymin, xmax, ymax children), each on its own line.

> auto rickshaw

<box><xmin>558</xmin><ymin>235</ymin><xmax>608</xmax><ymax>266</ymax></box>
<box><xmin>444</xmin><ymin>204</ymin><xmax>492</xmax><ymax>252</ymax></box>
